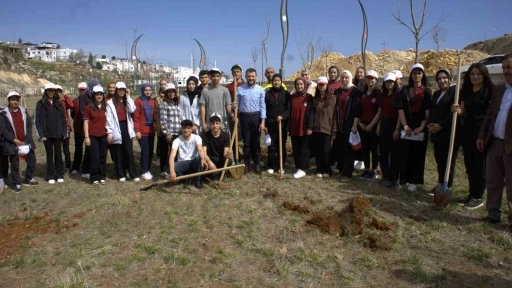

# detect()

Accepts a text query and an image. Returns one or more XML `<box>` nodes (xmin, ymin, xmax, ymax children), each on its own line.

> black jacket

<box><xmin>0</xmin><ymin>107</ymin><xmax>35</xmax><ymax>155</ymax></box>
<box><xmin>429</xmin><ymin>86</ymin><xmax>461</xmax><ymax>145</ymax></box>
<box><xmin>35</xmin><ymin>96</ymin><xmax>67</xmax><ymax>139</ymax></box>
<box><xmin>334</xmin><ymin>87</ymin><xmax>361</xmax><ymax>132</ymax></box>
<box><xmin>265</xmin><ymin>88</ymin><xmax>291</xmax><ymax>125</ymax></box>
<box><xmin>394</xmin><ymin>86</ymin><xmax>432</xmax><ymax>130</ymax></box>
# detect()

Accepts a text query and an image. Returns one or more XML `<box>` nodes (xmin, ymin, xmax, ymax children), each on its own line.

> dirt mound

<box><xmin>283</xmin><ymin>201</ymin><xmax>310</xmax><ymax>214</ymax></box>
<box><xmin>306</xmin><ymin>212</ymin><xmax>341</xmax><ymax>234</ymax></box>
<box><xmin>464</xmin><ymin>34</ymin><xmax>512</xmax><ymax>55</ymax></box>
<box><xmin>263</xmin><ymin>188</ymin><xmax>278</xmax><ymax>198</ymax></box>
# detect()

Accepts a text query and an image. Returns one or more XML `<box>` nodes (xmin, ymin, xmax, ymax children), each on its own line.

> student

<box><xmin>179</xmin><ymin>76</ymin><xmax>201</xmax><ymax>133</ymax></box>
<box><xmin>262</xmin><ymin>67</ymin><xmax>287</xmax><ymax>91</ymax></box>
<box><xmin>379</xmin><ymin>73</ymin><xmax>401</xmax><ymax>188</ymax></box>
<box><xmin>106</xmin><ymin>82</ymin><xmax>116</xmax><ymax>101</ymax></box>
<box><xmin>332</xmin><ymin>70</ymin><xmax>361</xmax><ymax>181</ymax></box>
<box><xmin>452</xmin><ymin>63</ymin><xmax>494</xmax><ymax>209</ymax></box>
<box><xmin>428</xmin><ymin>69</ymin><xmax>460</xmax><ymax>195</ymax></box>
<box><xmin>289</xmin><ymin>77</ymin><xmax>314</xmax><ymax>179</ymax></box>
<box><xmin>0</xmin><ymin>91</ymin><xmax>39</xmax><ymax>192</ymax></box>
<box><xmin>310</xmin><ymin>76</ymin><xmax>336</xmax><ymax>177</ymax></box>
<box><xmin>55</xmin><ymin>84</ymin><xmax>74</xmax><ymax>174</ymax></box>
<box><xmin>133</xmin><ymin>83</ymin><xmax>156</xmax><ymax>180</ymax></box>
<box><xmin>70</xmin><ymin>82</ymin><xmax>90</xmax><ymax>177</ymax></box>
<box><xmin>159</xmin><ymin>83</ymin><xmax>183</xmax><ymax>177</ymax></box>
<box><xmin>196</xmin><ymin>70</ymin><xmax>210</xmax><ymax>94</ymax></box>
<box><xmin>35</xmin><ymin>83</ymin><xmax>67</xmax><ymax>184</ymax></box>
<box><xmin>83</xmin><ymin>86</ymin><xmax>108</xmax><ymax>185</ymax></box>
<box><xmin>327</xmin><ymin>65</ymin><xmax>341</xmax><ymax>95</ymax></box>
<box><xmin>106</xmin><ymin>82</ymin><xmax>139</xmax><ymax>182</ymax></box>
<box><xmin>264</xmin><ymin>74</ymin><xmax>290</xmax><ymax>174</ymax></box>
<box><xmin>169</xmin><ymin>119</ymin><xmax>208</xmax><ymax>189</ymax></box>
<box><xmin>395</xmin><ymin>64</ymin><xmax>432</xmax><ymax>192</ymax></box>
<box><xmin>202</xmin><ymin>112</ymin><xmax>232</xmax><ymax>172</ymax></box>
<box><xmin>199</xmin><ymin>68</ymin><xmax>232</xmax><ymax>134</ymax></box>
<box><xmin>353</xmin><ymin>66</ymin><xmax>366</xmax><ymax>91</ymax></box>
<box><xmin>154</xmin><ymin>78</ymin><xmax>168</xmax><ymax>167</ymax></box>
<box><xmin>358</xmin><ymin>70</ymin><xmax>382</xmax><ymax>180</ymax></box>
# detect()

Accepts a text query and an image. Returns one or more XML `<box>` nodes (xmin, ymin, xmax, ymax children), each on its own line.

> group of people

<box><xmin>1</xmin><ymin>55</ymin><xmax>512</xmax><ymax>228</ymax></box>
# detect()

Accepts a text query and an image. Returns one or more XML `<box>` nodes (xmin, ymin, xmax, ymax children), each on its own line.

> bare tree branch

<box><xmin>260</xmin><ymin>15</ymin><xmax>271</xmax><ymax>81</ymax></box>
<box><xmin>250</xmin><ymin>46</ymin><xmax>259</xmax><ymax>68</ymax></box>
<box><xmin>294</xmin><ymin>27</ymin><xmax>323</xmax><ymax>71</ymax></box>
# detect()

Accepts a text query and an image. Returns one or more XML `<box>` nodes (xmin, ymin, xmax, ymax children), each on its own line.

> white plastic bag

<box><xmin>349</xmin><ymin>132</ymin><xmax>362</xmax><ymax>150</ymax></box>
<box><xmin>17</xmin><ymin>144</ymin><xmax>30</xmax><ymax>156</ymax></box>
<box><xmin>264</xmin><ymin>134</ymin><xmax>271</xmax><ymax>147</ymax></box>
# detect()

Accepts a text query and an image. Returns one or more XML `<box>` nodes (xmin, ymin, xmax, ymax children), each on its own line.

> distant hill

<box><xmin>464</xmin><ymin>34</ymin><xmax>512</xmax><ymax>55</ymax></box>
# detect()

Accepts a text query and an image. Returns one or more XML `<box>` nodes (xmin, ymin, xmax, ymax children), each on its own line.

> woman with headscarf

<box><xmin>452</xmin><ymin>63</ymin><xmax>494</xmax><ymax>209</ymax></box>
<box><xmin>159</xmin><ymin>83</ymin><xmax>183</xmax><ymax>177</ymax></box>
<box><xmin>133</xmin><ymin>83</ymin><xmax>156</xmax><ymax>180</ymax></box>
<box><xmin>35</xmin><ymin>83</ymin><xmax>68</xmax><ymax>184</ymax></box>
<box><xmin>264</xmin><ymin>74</ymin><xmax>290</xmax><ymax>174</ymax></box>
<box><xmin>428</xmin><ymin>69</ymin><xmax>460</xmax><ymax>195</ymax></box>
<box><xmin>106</xmin><ymin>82</ymin><xmax>139</xmax><ymax>182</ymax></box>
<box><xmin>311</xmin><ymin>76</ymin><xmax>337</xmax><ymax>178</ymax></box>
<box><xmin>394</xmin><ymin>63</ymin><xmax>432</xmax><ymax>192</ymax></box>
<box><xmin>358</xmin><ymin>70</ymin><xmax>382</xmax><ymax>180</ymax></box>
<box><xmin>180</xmin><ymin>76</ymin><xmax>201</xmax><ymax>133</ymax></box>
<box><xmin>332</xmin><ymin>70</ymin><xmax>361</xmax><ymax>181</ymax></box>
<box><xmin>289</xmin><ymin>77</ymin><xmax>314</xmax><ymax>179</ymax></box>
<box><xmin>379</xmin><ymin>73</ymin><xmax>401</xmax><ymax>188</ymax></box>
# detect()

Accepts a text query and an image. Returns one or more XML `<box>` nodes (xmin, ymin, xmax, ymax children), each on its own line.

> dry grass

<box><xmin>1</xmin><ymin>98</ymin><xmax>512</xmax><ymax>287</ymax></box>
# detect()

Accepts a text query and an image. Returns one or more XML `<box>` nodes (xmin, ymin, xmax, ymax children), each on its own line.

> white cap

<box><xmin>209</xmin><ymin>112</ymin><xmax>222</xmax><ymax>120</ymax></box>
<box><xmin>7</xmin><ymin>91</ymin><xmax>20</xmax><ymax>99</ymax></box>
<box><xmin>317</xmin><ymin>76</ymin><xmax>328</xmax><ymax>84</ymax></box>
<box><xmin>54</xmin><ymin>84</ymin><xmax>63</xmax><ymax>90</ymax></box>
<box><xmin>93</xmin><ymin>86</ymin><xmax>104</xmax><ymax>93</ymax></box>
<box><xmin>366</xmin><ymin>70</ymin><xmax>378</xmax><ymax>79</ymax></box>
<box><xmin>78</xmin><ymin>82</ymin><xmax>87</xmax><ymax>89</ymax></box>
<box><xmin>115</xmin><ymin>82</ymin><xmax>127</xmax><ymax>89</ymax></box>
<box><xmin>383</xmin><ymin>73</ymin><xmax>397</xmax><ymax>82</ymax></box>
<box><xmin>393</xmin><ymin>70</ymin><xmax>403</xmax><ymax>79</ymax></box>
<box><xmin>44</xmin><ymin>83</ymin><xmax>55</xmax><ymax>90</ymax></box>
<box><xmin>410</xmin><ymin>63</ymin><xmax>424</xmax><ymax>72</ymax></box>
<box><xmin>164</xmin><ymin>83</ymin><xmax>176</xmax><ymax>91</ymax></box>
<box><xmin>209</xmin><ymin>68</ymin><xmax>222</xmax><ymax>74</ymax></box>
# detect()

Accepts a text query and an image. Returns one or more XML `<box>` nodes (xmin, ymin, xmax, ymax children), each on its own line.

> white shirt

<box><xmin>437</xmin><ymin>90</ymin><xmax>447</xmax><ymax>105</ymax></box>
<box><xmin>172</xmin><ymin>134</ymin><xmax>203</xmax><ymax>161</ymax></box>
<box><xmin>493</xmin><ymin>84</ymin><xmax>512</xmax><ymax>139</ymax></box>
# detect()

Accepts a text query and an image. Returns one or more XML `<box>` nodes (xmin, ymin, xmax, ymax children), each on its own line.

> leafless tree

<box><xmin>392</xmin><ymin>0</ymin><xmax>448</xmax><ymax>62</ymax></box>
<box><xmin>431</xmin><ymin>25</ymin><xmax>447</xmax><ymax>69</ymax></box>
<box><xmin>294</xmin><ymin>27</ymin><xmax>323</xmax><ymax>71</ymax></box>
<box><xmin>381</xmin><ymin>41</ymin><xmax>389</xmax><ymax>51</ymax></box>
<box><xmin>260</xmin><ymin>15</ymin><xmax>270</xmax><ymax>82</ymax></box>
<box><xmin>250</xmin><ymin>46</ymin><xmax>259</xmax><ymax>69</ymax></box>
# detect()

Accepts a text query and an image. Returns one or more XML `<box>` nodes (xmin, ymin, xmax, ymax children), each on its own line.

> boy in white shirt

<box><xmin>169</xmin><ymin>119</ymin><xmax>208</xmax><ymax>189</ymax></box>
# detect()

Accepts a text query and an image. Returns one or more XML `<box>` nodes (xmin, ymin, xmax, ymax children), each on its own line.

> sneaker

<box><xmin>81</xmin><ymin>173</ymin><xmax>90</xmax><ymax>179</ymax></box>
<box><xmin>133</xmin><ymin>177</ymin><xmax>140</xmax><ymax>182</ymax></box>
<box><xmin>267</xmin><ymin>169</ymin><xmax>274</xmax><ymax>174</ymax></box>
<box><xmin>293</xmin><ymin>169</ymin><xmax>306</xmax><ymax>179</ymax></box>
<box><xmin>427</xmin><ymin>187</ymin><xmax>436</xmax><ymax>197</ymax></box>
<box><xmin>407</xmin><ymin>184</ymin><xmax>417</xmax><ymax>192</ymax></box>
<box><xmin>464</xmin><ymin>199</ymin><xmax>484</xmax><ymax>210</ymax></box>
<box><xmin>458</xmin><ymin>195</ymin><xmax>473</xmax><ymax>206</ymax></box>
<box><xmin>278</xmin><ymin>169</ymin><xmax>285</xmax><ymax>174</ymax></box>
<box><xmin>255</xmin><ymin>165</ymin><xmax>262</xmax><ymax>174</ymax></box>
<box><xmin>48</xmin><ymin>180</ymin><xmax>56</xmax><ymax>185</ymax></box>
<box><xmin>160</xmin><ymin>172</ymin><xmax>169</xmax><ymax>179</ymax></box>
<box><xmin>100</xmin><ymin>180</ymin><xmax>106</xmax><ymax>185</ymax></box>
<box><xmin>57</xmin><ymin>178</ymin><xmax>64</xmax><ymax>183</ymax></box>
<box><xmin>244</xmin><ymin>166</ymin><xmax>249</xmax><ymax>174</ymax></box>
<box><xmin>316</xmin><ymin>173</ymin><xmax>323</xmax><ymax>178</ymax></box>
<box><xmin>71</xmin><ymin>170</ymin><xmax>78</xmax><ymax>175</ymax></box>
<box><xmin>119</xmin><ymin>177</ymin><xmax>126</xmax><ymax>182</ymax></box>
<box><xmin>65</xmin><ymin>168</ymin><xmax>71</xmax><ymax>175</ymax></box>
<box><xmin>194</xmin><ymin>182</ymin><xmax>203</xmax><ymax>189</ymax></box>
<box><xmin>366</xmin><ymin>171</ymin><xmax>377</xmax><ymax>180</ymax></box>
<box><xmin>15</xmin><ymin>184</ymin><xmax>22</xmax><ymax>193</ymax></box>
<box><xmin>383</xmin><ymin>180</ymin><xmax>396</xmax><ymax>188</ymax></box>
<box><xmin>360</xmin><ymin>171</ymin><xmax>370</xmax><ymax>179</ymax></box>
<box><xmin>480</xmin><ymin>216</ymin><xmax>501</xmax><ymax>224</ymax></box>
<box><xmin>322</xmin><ymin>173</ymin><xmax>330</xmax><ymax>178</ymax></box>
<box><xmin>92</xmin><ymin>180</ymin><xmax>100</xmax><ymax>185</ymax></box>
<box><xmin>23</xmin><ymin>179</ymin><xmax>39</xmax><ymax>186</ymax></box>
<box><xmin>141</xmin><ymin>172</ymin><xmax>153</xmax><ymax>180</ymax></box>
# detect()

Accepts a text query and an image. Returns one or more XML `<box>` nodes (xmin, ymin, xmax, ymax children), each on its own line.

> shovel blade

<box><xmin>434</xmin><ymin>185</ymin><xmax>443</xmax><ymax>206</ymax></box>
<box><xmin>229</xmin><ymin>166</ymin><xmax>245</xmax><ymax>180</ymax></box>
<box><xmin>440</xmin><ymin>189</ymin><xmax>453</xmax><ymax>208</ymax></box>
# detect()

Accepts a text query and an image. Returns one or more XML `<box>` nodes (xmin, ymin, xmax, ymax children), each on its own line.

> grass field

<box><xmin>1</xmin><ymin>97</ymin><xmax>512</xmax><ymax>288</ymax></box>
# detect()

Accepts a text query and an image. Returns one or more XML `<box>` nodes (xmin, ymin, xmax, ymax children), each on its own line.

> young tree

<box><xmin>111</xmin><ymin>56</ymin><xmax>116</xmax><ymax>60</ymax></box>
<box><xmin>294</xmin><ymin>27</ymin><xmax>323</xmax><ymax>71</ymax></box>
<box><xmin>88</xmin><ymin>52</ymin><xmax>94</xmax><ymax>67</ymax></box>
<box><xmin>101</xmin><ymin>55</ymin><xmax>106</xmax><ymax>59</ymax></box>
<box><xmin>392</xmin><ymin>0</ymin><xmax>448</xmax><ymax>63</ymax></box>
<box><xmin>431</xmin><ymin>26</ymin><xmax>447</xmax><ymax>69</ymax></box>
<box><xmin>95</xmin><ymin>61</ymin><xmax>103</xmax><ymax>69</ymax></box>
<box><xmin>250</xmin><ymin>46</ymin><xmax>259</xmax><ymax>69</ymax></box>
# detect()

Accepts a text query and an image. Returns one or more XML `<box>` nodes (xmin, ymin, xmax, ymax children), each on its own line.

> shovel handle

<box><xmin>279</xmin><ymin>121</ymin><xmax>283</xmax><ymax>179</ymax></box>
<box><xmin>234</xmin><ymin>81</ymin><xmax>239</xmax><ymax>164</ymax></box>
<box><xmin>219</xmin><ymin>118</ymin><xmax>238</xmax><ymax>183</ymax></box>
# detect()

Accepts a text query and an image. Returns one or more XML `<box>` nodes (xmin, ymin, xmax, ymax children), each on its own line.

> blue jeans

<box><xmin>174</xmin><ymin>157</ymin><xmax>202</xmax><ymax>184</ymax></box>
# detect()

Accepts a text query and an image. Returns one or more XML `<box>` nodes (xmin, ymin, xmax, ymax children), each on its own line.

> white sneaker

<box><xmin>48</xmin><ymin>180</ymin><xmax>56</xmax><ymax>184</ymax></box>
<box><xmin>142</xmin><ymin>172</ymin><xmax>153</xmax><ymax>180</ymax></box>
<box><xmin>57</xmin><ymin>178</ymin><xmax>64</xmax><ymax>183</ymax></box>
<box><xmin>119</xmin><ymin>177</ymin><xmax>126</xmax><ymax>182</ymax></box>
<box><xmin>81</xmin><ymin>173</ymin><xmax>90</xmax><ymax>179</ymax></box>
<box><xmin>133</xmin><ymin>177</ymin><xmax>140</xmax><ymax>182</ymax></box>
<box><xmin>293</xmin><ymin>170</ymin><xmax>306</xmax><ymax>179</ymax></box>
<box><xmin>71</xmin><ymin>170</ymin><xmax>78</xmax><ymax>175</ymax></box>
<box><xmin>316</xmin><ymin>173</ymin><xmax>323</xmax><ymax>178</ymax></box>
<box><xmin>267</xmin><ymin>169</ymin><xmax>274</xmax><ymax>174</ymax></box>
<box><xmin>279</xmin><ymin>169</ymin><xmax>285</xmax><ymax>174</ymax></box>
<box><xmin>100</xmin><ymin>180</ymin><xmax>106</xmax><ymax>185</ymax></box>
<box><xmin>92</xmin><ymin>180</ymin><xmax>99</xmax><ymax>185</ymax></box>
<box><xmin>160</xmin><ymin>172</ymin><xmax>169</xmax><ymax>178</ymax></box>
<box><xmin>407</xmin><ymin>184</ymin><xmax>417</xmax><ymax>192</ymax></box>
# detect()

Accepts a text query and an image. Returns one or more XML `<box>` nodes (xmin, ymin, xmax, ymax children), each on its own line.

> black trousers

<box><xmin>89</xmin><ymin>135</ymin><xmax>107</xmax><ymax>182</ymax></box>
<box><xmin>62</xmin><ymin>135</ymin><xmax>71</xmax><ymax>170</ymax></box>
<box><xmin>112</xmin><ymin>121</ymin><xmax>138</xmax><ymax>179</ymax></box>
<box><xmin>44</xmin><ymin>137</ymin><xmax>64</xmax><ymax>180</ymax></box>
<box><xmin>158</xmin><ymin>134</ymin><xmax>171</xmax><ymax>173</ymax></box>
<box><xmin>359</xmin><ymin>124</ymin><xmax>379</xmax><ymax>170</ymax></box>
<box><xmin>138</xmin><ymin>136</ymin><xmax>154</xmax><ymax>174</ymax></box>
<box><xmin>8</xmin><ymin>150</ymin><xmax>36</xmax><ymax>185</ymax></box>
<box><xmin>72</xmin><ymin>133</ymin><xmax>90</xmax><ymax>174</ymax></box>
<box><xmin>291</xmin><ymin>136</ymin><xmax>310</xmax><ymax>170</ymax></box>
<box><xmin>267</xmin><ymin>122</ymin><xmax>287</xmax><ymax>170</ymax></box>
<box><xmin>240</xmin><ymin>113</ymin><xmax>261</xmax><ymax>166</ymax></box>
<box><xmin>0</xmin><ymin>146</ymin><xmax>9</xmax><ymax>179</ymax></box>
<box><xmin>434</xmin><ymin>142</ymin><xmax>459</xmax><ymax>188</ymax></box>
<box><xmin>463</xmin><ymin>137</ymin><xmax>486</xmax><ymax>199</ymax></box>
<box><xmin>333</xmin><ymin>132</ymin><xmax>355</xmax><ymax>177</ymax></box>
<box><xmin>398</xmin><ymin>136</ymin><xmax>429</xmax><ymax>185</ymax></box>
<box><xmin>313</xmin><ymin>132</ymin><xmax>332</xmax><ymax>175</ymax></box>
<box><xmin>379</xmin><ymin>118</ymin><xmax>399</xmax><ymax>182</ymax></box>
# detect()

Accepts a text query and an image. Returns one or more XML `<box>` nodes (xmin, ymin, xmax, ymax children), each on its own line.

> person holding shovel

<box><xmin>202</xmin><ymin>112</ymin><xmax>232</xmax><ymax>175</ymax></box>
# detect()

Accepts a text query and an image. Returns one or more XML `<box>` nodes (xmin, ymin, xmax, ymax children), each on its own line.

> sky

<box><xmin>0</xmin><ymin>0</ymin><xmax>510</xmax><ymax>78</ymax></box>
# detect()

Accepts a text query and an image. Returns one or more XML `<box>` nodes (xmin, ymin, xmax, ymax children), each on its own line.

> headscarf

<box><xmin>139</xmin><ymin>83</ymin><xmax>153</xmax><ymax>126</ymax></box>
<box><xmin>340</xmin><ymin>70</ymin><xmax>355</xmax><ymax>90</ymax></box>
<box><xmin>186</xmin><ymin>76</ymin><xmax>199</xmax><ymax>105</ymax></box>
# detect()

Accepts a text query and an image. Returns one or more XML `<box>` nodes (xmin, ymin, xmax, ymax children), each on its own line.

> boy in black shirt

<box><xmin>202</xmin><ymin>112</ymin><xmax>232</xmax><ymax>170</ymax></box>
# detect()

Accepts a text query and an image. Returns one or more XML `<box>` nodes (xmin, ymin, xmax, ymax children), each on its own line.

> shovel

<box><xmin>140</xmin><ymin>164</ymin><xmax>245</xmax><ymax>191</ymax></box>
<box><xmin>434</xmin><ymin>55</ymin><xmax>462</xmax><ymax>208</ymax></box>
<box><xmin>279</xmin><ymin>121</ymin><xmax>284</xmax><ymax>180</ymax></box>
<box><xmin>219</xmin><ymin>111</ymin><xmax>243</xmax><ymax>183</ymax></box>
<box><xmin>234</xmin><ymin>80</ymin><xmax>239</xmax><ymax>164</ymax></box>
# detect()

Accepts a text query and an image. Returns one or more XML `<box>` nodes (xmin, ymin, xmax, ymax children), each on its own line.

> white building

<box><xmin>56</xmin><ymin>48</ymin><xmax>77</xmax><ymax>61</ymax></box>
<box><xmin>172</xmin><ymin>66</ymin><xmax>199</xmax><ymax>87</ymax></box>
<box><xmin>26</xmin><ymin>46</ymin><xmax>56</xmax><ymax>62</ymax></box>
<box><xmin>40</xmin><ymin>42</ymin><xmax>58</xmax><ymax>49</ymax></box>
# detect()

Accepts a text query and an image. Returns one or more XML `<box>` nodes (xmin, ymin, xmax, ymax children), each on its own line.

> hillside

<box><xmin>464</xmin><ymin>33</ymin><xmax>512</xmax><ymax>55</ymax></box>
<box><xmin>287</xmin><ymin>49</ymin><xmax>488</xmax><ymax>81</ymax></box>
